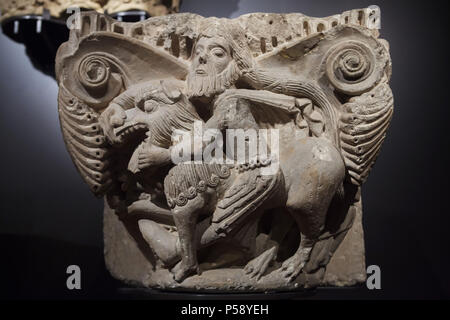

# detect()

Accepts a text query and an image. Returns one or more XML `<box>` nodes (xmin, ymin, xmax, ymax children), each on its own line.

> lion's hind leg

<box><xmin>280</xmin><ymin>140</ymin><xmax>345</xmax><ymax>283</ymax></box>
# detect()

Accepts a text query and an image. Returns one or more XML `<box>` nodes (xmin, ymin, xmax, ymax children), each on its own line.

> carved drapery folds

<box><xmin>56</xmin><ymin>7</ymin><xmax>393</xmax><ymax>291</ymax></box>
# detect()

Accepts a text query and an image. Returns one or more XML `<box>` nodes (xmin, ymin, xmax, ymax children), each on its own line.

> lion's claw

<box><xmin>244</xmin><ymin>246</ymin><xmax>277</xmax><ymax>281</ymax></box>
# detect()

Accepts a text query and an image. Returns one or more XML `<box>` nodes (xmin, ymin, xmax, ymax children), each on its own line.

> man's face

<box><xmin>191</xmin><ymin>36</ymin><xmax>232</xmax><ymax>77</ymax></box>
<box><xmin>187</xmin><ymin>35</ymin><xmax>239</xmax><ymax>99</ymax></box>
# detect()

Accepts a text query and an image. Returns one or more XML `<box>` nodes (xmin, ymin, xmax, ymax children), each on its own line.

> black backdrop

<box><xmin>0</xmin><ymin>0</ymin><xmax>449</xmax><ymax>299</ymax></box>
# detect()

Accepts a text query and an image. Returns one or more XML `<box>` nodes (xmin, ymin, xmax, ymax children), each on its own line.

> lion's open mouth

<box><xmin>114</xmin><ymin>122</ymin><xmax>148</xmax><ymax>141</ymax></box>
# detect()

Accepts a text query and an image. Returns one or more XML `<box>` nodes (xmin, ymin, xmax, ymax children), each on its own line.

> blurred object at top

<box><xmin>0</xmin><ymin>0</ymin><xmax>180</xmax><ymax>77</ymax></box>
<box><xmin>0</xmin><ymin>0</ymin><xmax>180</xmax><ymax>22</ymax></box>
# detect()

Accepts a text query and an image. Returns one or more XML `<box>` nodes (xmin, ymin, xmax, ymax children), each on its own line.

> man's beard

<box><xmin>187</xmin><ymin>60</ymin><xmax>240</xmax><ymax>99</ymax></box>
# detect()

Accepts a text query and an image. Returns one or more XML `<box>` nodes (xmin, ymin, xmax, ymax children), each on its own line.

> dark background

<box><xmin>0</xmin><ymin>0</ymin><xmax>449</xmax><ymax>300</ymax></box>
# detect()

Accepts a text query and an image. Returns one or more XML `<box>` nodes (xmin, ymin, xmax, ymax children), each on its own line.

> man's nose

<box><xmin>198</xmin><ymin>53</ymin><xmax>207</xmax><ymax>64</ymax></box>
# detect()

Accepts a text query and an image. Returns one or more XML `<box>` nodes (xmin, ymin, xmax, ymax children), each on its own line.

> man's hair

<box><xmin>195</xmin><ymin>20</ymin><xmax>253</xmax><ymax>72</ymax></box>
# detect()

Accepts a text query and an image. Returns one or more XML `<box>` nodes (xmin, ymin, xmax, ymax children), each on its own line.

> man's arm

<box><xmin>213</xmin><ymin>88</ymin><xmax>310</xmax><ymax>115</ymax></box>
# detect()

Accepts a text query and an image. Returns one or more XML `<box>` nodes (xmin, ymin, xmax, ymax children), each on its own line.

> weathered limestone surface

<box><xmin>56</xmin><ymin>7</ymin><xmax>392</xmax><ymax>291</ymax></box>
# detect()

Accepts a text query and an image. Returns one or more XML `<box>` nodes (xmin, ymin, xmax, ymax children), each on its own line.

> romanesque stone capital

<box><xmin>55</xmin><ymin>7</ymin><xmax>392</xmax><ymax>291</ymax></box>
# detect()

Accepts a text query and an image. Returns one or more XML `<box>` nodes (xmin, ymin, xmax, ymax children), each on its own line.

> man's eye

<box><xmin>212</xmin><ymin>49</ymin><xmax>225</xmax><ymax>57</ymax></box>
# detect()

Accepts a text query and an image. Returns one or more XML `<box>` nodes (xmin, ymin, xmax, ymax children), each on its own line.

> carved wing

<box><xmin>249</xmin><ymin>20</ymin><xmax>392</xmax><ymax>185</ymax></box>
<box><xmin>339</xmin><ymin>83</ymin><xmax>393</xmax><ymax>185</ymax></box>
<box><xmin>58</xmin><ymin>84</ymin><xmax>112</xmax><ymax>195</ymax></box>
<box><xmin>56</xmin><ymin>12</ymin><xmax>189</xmax><ymax>196</ymax></box>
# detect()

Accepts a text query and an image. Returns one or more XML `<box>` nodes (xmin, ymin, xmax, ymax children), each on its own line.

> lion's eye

<box><xmin>144</xmin><ymin>100</ymin><xmax>158</xmax><ymax>113</ymax></box>
<box><xmin>211</xmin><ymin>48</ymin><xmax>225</xmax><ymax>58</ymax></box>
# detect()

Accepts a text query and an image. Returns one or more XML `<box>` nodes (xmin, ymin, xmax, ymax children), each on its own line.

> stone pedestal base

<box><xmin>104</xmin><ymin>199</ymin><xmax>366</xmax><ymax>292</ymax></box>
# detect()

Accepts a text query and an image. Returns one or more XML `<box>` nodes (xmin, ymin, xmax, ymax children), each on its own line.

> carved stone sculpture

<box><xmin>55</xmin><ymin>7</ymin><xmax>393</xmax><ymax>291</ymax></box>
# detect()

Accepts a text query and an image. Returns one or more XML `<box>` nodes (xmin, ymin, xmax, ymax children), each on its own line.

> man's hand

<box><xmin>137</xmin><ymin>143</ymin><xmax>171</xmax><ymax>170</ymax></box>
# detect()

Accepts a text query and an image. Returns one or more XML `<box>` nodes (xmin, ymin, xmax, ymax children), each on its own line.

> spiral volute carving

<box><xmin>326</xmin><ymin>40</ymin><xmax>382</xmax><ymax>96</ymax></box>
<box><xmin>78</xmin><ymin>56</ymin><xmax>111</xmax><ymax>90</ymax></box>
